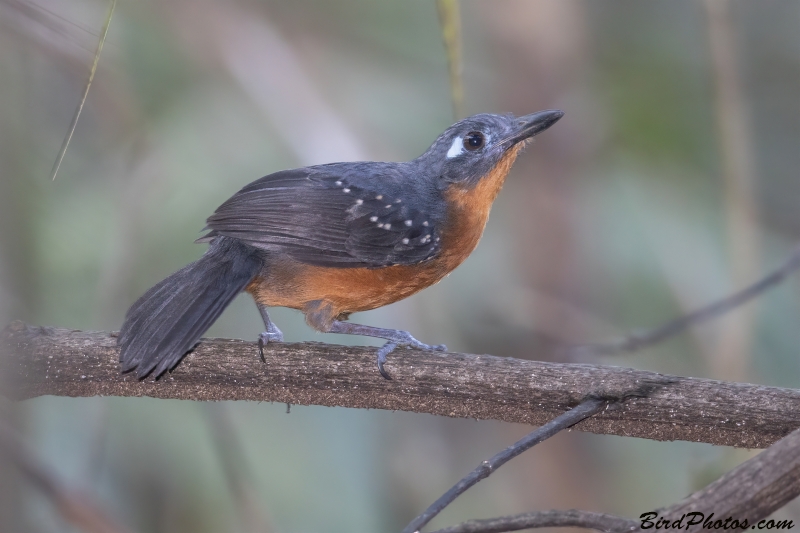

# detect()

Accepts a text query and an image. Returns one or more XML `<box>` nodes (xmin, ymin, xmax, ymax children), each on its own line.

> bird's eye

<box><xmin>463</xmin><ymin>131</ymin><xmax>485</xmax><ymax>151</ymax></box>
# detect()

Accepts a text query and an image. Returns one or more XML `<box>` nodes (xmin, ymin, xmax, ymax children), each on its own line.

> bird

<box><xmin>118</xmin><ymin>109</ymin><xmax>564</xmax><ymax>379</ymax></box>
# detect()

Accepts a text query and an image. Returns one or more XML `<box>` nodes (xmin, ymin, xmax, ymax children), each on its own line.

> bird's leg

<box><xmin>327</xmin><ymin>320</ymin><xmax>446</xmax><ymax>379</ymax></box>
<box><xmin>257</xmin><ymin>304</ymin><xmax>284</xmax><ymax>362</ymax></box>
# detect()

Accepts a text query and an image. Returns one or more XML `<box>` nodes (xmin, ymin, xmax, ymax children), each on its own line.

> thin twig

<box><xmin>427</xmin><ymin>426</ymin><xmax>800</xmax><ymax>532</ymax></box>
<box><xmin>0</xmin><ymin>418</ymin><xmax>132</xmax><ymax>533</ymax></box>
<box><xmin>436</xmin><ymin>0</ymin><xmax>464</xmax><ymax>120</ymax></box>
<box><xmin>568</xmin><ymin>242</ymin><xmax>800</xmax><ymax>357</ymax></box>
<box><xmin>50</xmin><ymin>0</ymin><xmax>116</xmax><ymax>181</ymax></box>
<box><xmin>428</xmin><ymin>509</ymin><xmax>637</xmax><ymax>533</ymax></box>
<box><xmin>402</xmin><ymin>398</ymin><xmax>607</xmax><ymax>533</ymax></box>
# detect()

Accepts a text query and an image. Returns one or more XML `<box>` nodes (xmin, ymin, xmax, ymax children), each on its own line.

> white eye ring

<box><xmin>447</xmin><ymin>137</ymin><xmax>464</xmax><ymax>158</ymax></box>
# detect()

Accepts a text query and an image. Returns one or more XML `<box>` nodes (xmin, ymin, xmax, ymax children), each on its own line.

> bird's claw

<box><xmin>257</xmin><ymin>327</ymin><xmax>284</xmax><ymax>363</ymax></box>
<box><xmin>377</xmin><ymin>342</ymin><xmax>397</xmax><ymax>380</ymax></box>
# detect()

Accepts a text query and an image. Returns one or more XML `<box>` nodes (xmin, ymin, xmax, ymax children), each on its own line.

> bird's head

<box><xmin>419</xmin><ymin>110</ymin><xmax>564</xmax><ymax>189</ymax></box>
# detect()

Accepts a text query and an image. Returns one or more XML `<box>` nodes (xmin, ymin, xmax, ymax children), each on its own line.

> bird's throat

<box><xmin>431</xmin><ymin>144</ymin><xmax>524</xmax><ymax>282</ymax></box>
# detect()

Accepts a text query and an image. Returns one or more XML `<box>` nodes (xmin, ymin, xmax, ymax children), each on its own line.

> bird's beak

<box><xmin>500</xmin><ymin>109</ymin><xmax>564</xmax><ymax>148</ymax></box>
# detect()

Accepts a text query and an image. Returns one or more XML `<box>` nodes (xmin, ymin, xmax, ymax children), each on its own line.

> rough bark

<box><xmin>3</xmin><ymin>322</ymin><xmax>799</xmax><ymax>448</ymax></box>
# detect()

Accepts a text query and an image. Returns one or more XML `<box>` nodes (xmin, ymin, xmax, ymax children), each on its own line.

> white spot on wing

<box><xmin>447</xmin><ymin>137</ymin><xmax>464</xmax><ymax>158</ymax></box>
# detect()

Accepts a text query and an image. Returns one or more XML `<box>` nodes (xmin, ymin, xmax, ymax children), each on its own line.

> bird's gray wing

<box><xmin>200</xmin><ymin>167</ymin><xmax>441</xmax><ymax>267</ymax></box>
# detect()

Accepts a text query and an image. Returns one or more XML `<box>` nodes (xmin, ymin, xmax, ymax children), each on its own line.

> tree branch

<box><xmin>654</xmin><ymin>424</ymin><xmax>800</xmax><ymax>531</ymax></box>
<box><xmin>428</xmin><ymin>510</ymin><xmax>637</xmax><ymax>533</ymax></box>
<box><xmin>3</xmin><ymin>321</ymin><xmax>800</xmax><ymax>448</ymax></box>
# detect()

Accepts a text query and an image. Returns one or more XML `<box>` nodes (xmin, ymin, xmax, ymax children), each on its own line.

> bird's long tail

<box><xmin>118</xmin><ymin>237</ymin><xmax>262</xmax><ymax>378</ymax></box>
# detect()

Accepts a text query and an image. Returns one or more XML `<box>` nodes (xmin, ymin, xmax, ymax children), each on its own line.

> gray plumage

<box><xmin>199</xmin><ymin>165</ymin><xmax>443</xmax><ymax>267</ymax></box>
<box><xmin>119</xmin><ymin>237</ymin><xmax>262</xmax><ymax>377</ymax></box>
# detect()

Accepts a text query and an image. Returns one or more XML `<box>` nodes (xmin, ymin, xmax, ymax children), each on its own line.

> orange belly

<box><xmin>248</xmin><ymin>259</ymin><xmax>452</xmax><ymax>317</ymax></box>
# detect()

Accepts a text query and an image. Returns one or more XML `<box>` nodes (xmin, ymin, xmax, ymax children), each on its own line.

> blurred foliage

<box><xmin>2</xmin><ymin>0</ymin><xmax>800</xmax><ymax>531</ymax></box>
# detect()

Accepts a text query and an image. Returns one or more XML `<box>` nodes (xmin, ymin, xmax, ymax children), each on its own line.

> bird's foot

<box><xmin>257</xmin><ymin>324</ymin><xmax>284</xmax><ymax>363</ymax></box>
<box><xmin>324</xmin><ymin>320</ymin><xmax>446</xmax><ymax>380</ymax></box>
<box><xmin>376</xmin><ymin>332</ymin><xmax>447</xmax><ymax>380</ymax></box>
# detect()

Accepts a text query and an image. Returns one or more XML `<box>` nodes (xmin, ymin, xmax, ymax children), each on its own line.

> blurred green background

<box><xmin>2</xmin><ymin>0</ymin><xmax>800</xmax><ymax>531</ymax></box>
